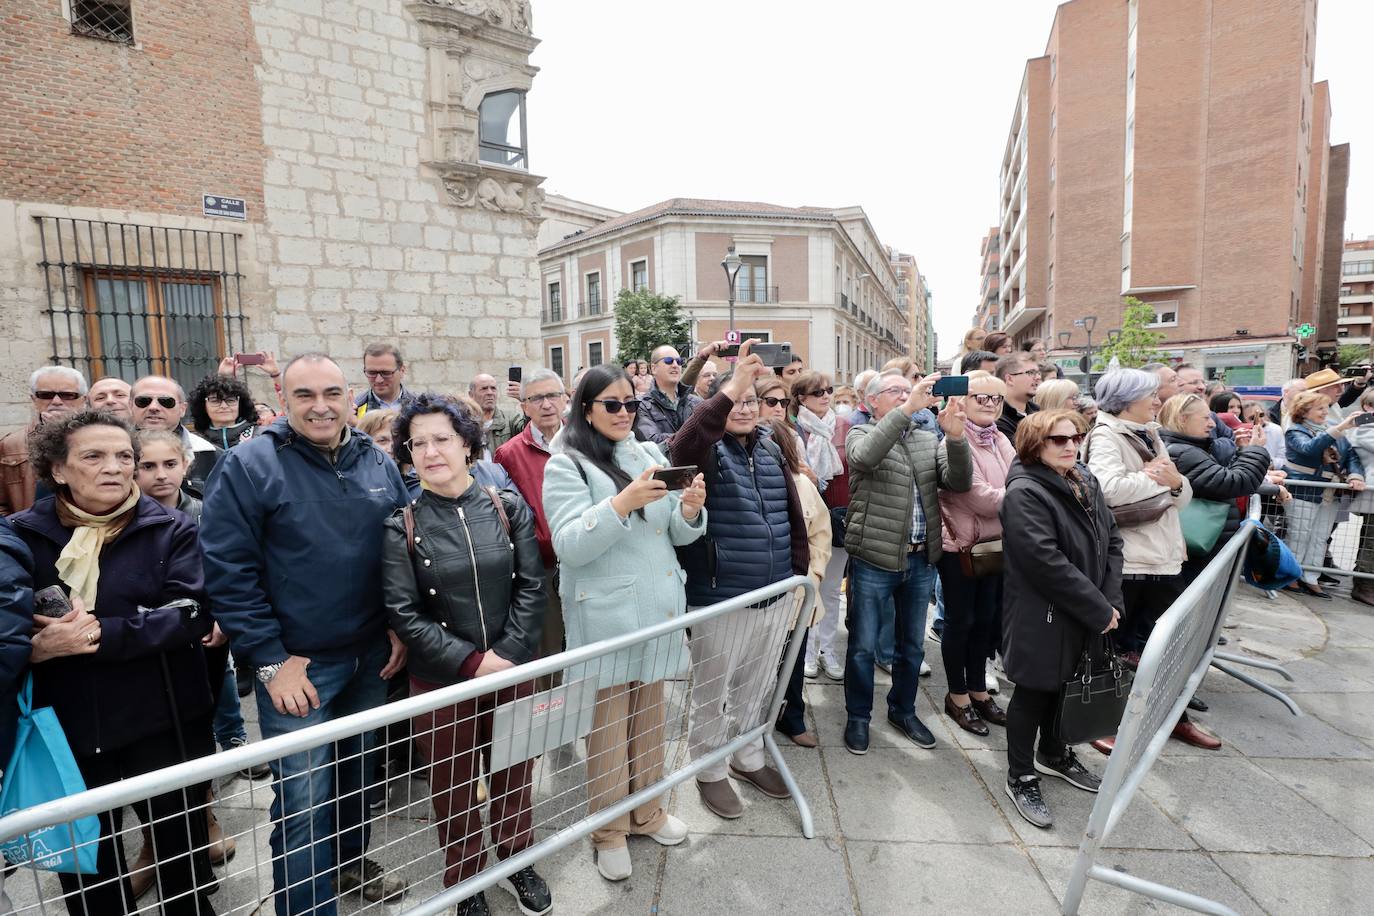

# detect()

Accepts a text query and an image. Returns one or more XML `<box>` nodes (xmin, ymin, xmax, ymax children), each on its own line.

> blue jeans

<box><xmin>876</xmin><ymin>596</ymin><xmax>896</xmax><ymax>668</ymax></box>
<box><xmin>214</xmin><ymin>661</ymin><xmax>248</xmax><ymax>748</ymax></box>
<box><xmin>845</xmin><ymin>553</ymin><xmax>935</xmax><ymax>723</ymax></box>
<box><xmin>256</xmin><ymin>642</ymin><xmax>389</xmax><ymax>916</ymax></box>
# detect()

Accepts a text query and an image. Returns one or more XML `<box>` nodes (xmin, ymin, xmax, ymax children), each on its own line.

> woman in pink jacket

<box><xmin>937</xmin><ymin>372</ymin><xmax>1015</xmax><ymax>737</ymax></box>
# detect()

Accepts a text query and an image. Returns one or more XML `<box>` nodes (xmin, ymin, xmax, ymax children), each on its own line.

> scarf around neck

<box><xmin>965</xmin><ymin>419</ymin><xmax>1000</xmax><ymax>449</ymax></box>
<box><xmin>796</xmin><ymin>406</ymin><xmax>843</xmax><ymax>483</ymax></box>
<box><xmin>55</xmin><ymin>485</ymin><xmax>141</xmax><ymax>612</ymax></box>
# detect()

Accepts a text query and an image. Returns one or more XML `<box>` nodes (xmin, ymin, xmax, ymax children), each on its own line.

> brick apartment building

<box><xmin>538</xmin><ymin>198</ymin><xmax>914</xmax><ymax>384</ymax></box>
<box><xmin>989</xmin><ymin>0</ymin><xmax>1348</xmax><ymax>386</ymax></box>
<box><xmin>1337</xmin><ymin>237</ymin><xmax>1374</xmax><ymax>348</ymax></box>
<box><xmin>0</xmin><ymin>0</ymin><xmax>545</xmax><ymax>426</ymax></box>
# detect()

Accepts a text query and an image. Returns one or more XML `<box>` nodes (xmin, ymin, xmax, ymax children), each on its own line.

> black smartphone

<box><xmin>717</xmin><ymin>344</ymin><xmax>741</xmax><ymax>359</ymax></box>
<box><xmin>932</xmin><ymin>375</ymin><xmax>970</xmax><ymax>397</ymax></box>
<box><xmin>753</xmin><ymin>342</ymin><xmax>793</xmax><ymax>368</ymax></box>
<box><xmin>34</xmin><ymin>585</ymin><xmax>72</xmax><ymax>619</ymax></box>
<box><xmin>508</xmin><ymin>366</ymin><xmax>522</xmax><ymax>384</ymax></box>
<box><xmin>650</xmin><ymin>465</ymin><xmax>699</xmax><ymax>490</ymax></box>
<box><xmin>1353</xmin><ymin>411</ymin><xmax>1374</xmax><ymax>427</ymax></box>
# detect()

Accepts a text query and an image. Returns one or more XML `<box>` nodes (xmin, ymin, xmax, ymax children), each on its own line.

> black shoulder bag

<box><xmin>1053</xmin><ymin>634</ymin><xmax>1134</xmax><ymax>745</ymax></box>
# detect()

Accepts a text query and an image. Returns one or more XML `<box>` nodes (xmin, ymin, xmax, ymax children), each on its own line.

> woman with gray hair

<box><xmin>1085</xmin><ymin>370</ymin><xmax>1216</xmax><ymax>750</ymax></box>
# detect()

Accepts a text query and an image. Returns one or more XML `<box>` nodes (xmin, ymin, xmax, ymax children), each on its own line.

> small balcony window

<box><xmin>71</xmin><ymin>0</ymin><xmax>134</xmax><ymax>43</ymax></box>
<box><xmin>478</xmin><ymin>90</ymin><xmax>528</xmax><ymax>169</ymax></box>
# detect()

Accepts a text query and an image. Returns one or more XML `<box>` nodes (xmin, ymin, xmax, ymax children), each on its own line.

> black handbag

<box><xmin>1053</xmin><ymin>635</ymin><xmax>1133</xmax><ymax>745</ymax></box>
<box><xmin>829</xmin><ymin>506</ymin><xmax>847</xmax><ymax>548</ymax></box>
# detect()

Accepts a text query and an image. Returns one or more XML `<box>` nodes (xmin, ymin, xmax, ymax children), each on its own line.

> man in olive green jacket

<box><xmin>842</xmin><ymin>369</ymin><xmax>972</xmax><ymax>755</ymax></box>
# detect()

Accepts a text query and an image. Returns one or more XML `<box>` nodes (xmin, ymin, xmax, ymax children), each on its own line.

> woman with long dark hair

<box><xmin>542</xmin><ymin>365</ymin><xmax>706</xmax><ymax>882</ymax></box>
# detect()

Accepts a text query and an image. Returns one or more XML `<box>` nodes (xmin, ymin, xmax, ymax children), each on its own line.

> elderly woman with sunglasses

<box><xmin>935</xmin><ymin>372</ymin><xmax>1014</xmax><ymax>736</ymax></box>
<box><xmin>999</xmin><ymin>410</ymin><xmax>1122</xmax><ymax>828</ymax></box>
<box><xmin>542</xmin><ymin>365</ymin><xmax>706</xmax><ymax>882</ymax></box>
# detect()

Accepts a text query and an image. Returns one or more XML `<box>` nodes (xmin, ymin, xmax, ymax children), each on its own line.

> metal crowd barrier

<box><xmin>1061</xmin><ymin>512</ymin><xmax>1298</xmax><ymax>916</ymax></box>
<box><xmin>0</xmin><ymin>576</ymin><xmax>817</xmax><ymax>915</ymax></box>
<box><xmin>1276</xmin><ymin>478</ymin><xmax>1374</xmax><ymax>584</ymax></box>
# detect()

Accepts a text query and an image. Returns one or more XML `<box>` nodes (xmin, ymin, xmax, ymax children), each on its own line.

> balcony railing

<box><xmin>733</xmin><ymin>286</ymin><xmax>779</xmax><ymax>304</ymax></box>
<box><xmin>545</xmin><ymin>306</ymin><xmax>563</xmax><ymax>324</ymax></box>
<box><xmin>585</xmin><ymin>297</ymin><xmax>601</xmax><ymax>316</ymax></box>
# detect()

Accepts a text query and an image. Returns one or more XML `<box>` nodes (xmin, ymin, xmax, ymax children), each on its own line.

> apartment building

<box><xmin>990</xmin><ymin>0</ymin><xmax>1347</xmax><ymax>385</ymax></box>
<box><xmin>889</xmin><ymin>248</ymin><xmax>936</xmax><ymax>371</ymax></box>
<box><xmin>538</xmin><ymin>198</ymin><xmax>912</xmax><ymax>383</ymax></box>
<box><xmin>1338</xmin><ymin>237</ymin><xmax>1374</xmax><ymax>348</ymax></box>
<box><xmin>977</xmin><ymin>227</ymin><xmax>1000</xmax><ymax>331</ymax></box>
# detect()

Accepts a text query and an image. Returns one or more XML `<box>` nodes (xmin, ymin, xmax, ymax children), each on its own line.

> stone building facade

<box><xmin>0</xmin><ymin>0</ymin><xmax>544</xmax><ymax>427</ymax></box>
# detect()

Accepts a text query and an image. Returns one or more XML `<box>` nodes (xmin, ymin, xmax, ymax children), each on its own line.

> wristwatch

<box><xmin>257</xmin><ymin>661</ymin><xmax>287</xmax><ymax>684</ymax></box>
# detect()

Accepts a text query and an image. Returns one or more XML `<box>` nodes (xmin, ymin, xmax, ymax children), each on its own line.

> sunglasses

<box><xmin>33</xmin><ymin>390</ymin><xmax>83</xmax><ymax>402</ymax></box>
<box><xmin>969</xmin><ymin>394</ymin><xmax>1005</xmax><ymax>407</ymax></box>
<box><xmin>761</xmin><ymin>396</ymin><xmax>791</xmax><ymax>408</ymax></box>
<box><xmin>655</xmin><ymin>357</ymin><xmax>684</xmax><ymax>366</ymax></box>
<box><xmin>802</xmin><ymin>387</ymin><xmax>834</xmax><ymax>397</ymax></box>
<box><xmin>1046</xmin><ymin>434</ymin><xmax>1086</xmax><ymax>447</ymax></box>
<box><xmin>133</xmin><ymin>395</ymin><xmax>178</xmax><ymax>410</ymax></box>
<box><xmin>591</xmin><ymin>398</ymin><xmax>641</xmax><ymax>414</ymax></box>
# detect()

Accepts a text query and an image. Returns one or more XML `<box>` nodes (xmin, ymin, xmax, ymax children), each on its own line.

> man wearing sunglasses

<box><xmin>131</xmin><ymin>375</ymin><xmax>221</xmax><ymax>497</ymax></box>
<box><xmin>993</xmin><ymin>353</ymin><xmax>1043</xmax><ymax>440</ymax></box>
<box><xmin>635</xmin><ymin>345</ymin><xmax>703</xmax><ymax>447</ymax></box>
<box><xmin>0</xmin><ymin>366</ymin><xmax>88</xmax><ymax>515</ymax></box>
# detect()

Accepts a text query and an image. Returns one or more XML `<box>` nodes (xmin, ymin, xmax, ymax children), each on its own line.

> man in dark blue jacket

<box><xmin>0</xmin><ymin>518</ymin><xmax>33</xmax><ymax>767</ymax></box>
<box><xmin>200</xmin><ymin>353</ymin><xmax>410</xmax><ymax>914</ymax></box>
<box><xmin>670</xmin><ymin>345</ymin><xmax>809</xmax><ymax>822</ymax></box>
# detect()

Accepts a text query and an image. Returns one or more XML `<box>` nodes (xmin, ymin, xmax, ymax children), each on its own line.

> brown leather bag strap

<box><xmin>483</xmin><ymin>485</ymin><xmax>512</xmax><ymax>540</ymax></box>
<box><xmin>403</xmin><ymin>503</ymin><xmax>416</xmax><ymax>556</ymax></box>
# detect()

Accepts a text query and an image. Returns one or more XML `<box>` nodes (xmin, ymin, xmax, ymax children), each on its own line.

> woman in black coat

<box><xmin>10</xmin><ymin>411</ymin><xmax>216</xmax><ymax>916</ymax></box>
<box><xmin>999</xmin><ymin>409</ymin><xmax>1123</xmax><ymax>830</ymax></box>
<box><xmin>1158</xmin><ymin>393</ymin><xmax>1283</xmax><ymax>582</ymax></box>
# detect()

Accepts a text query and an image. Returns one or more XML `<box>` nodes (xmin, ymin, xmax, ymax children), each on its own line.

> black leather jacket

<box><xmin>382</xmin><ymin>485</ymin><xmax>545</xmax><ymax>684</ymax></box>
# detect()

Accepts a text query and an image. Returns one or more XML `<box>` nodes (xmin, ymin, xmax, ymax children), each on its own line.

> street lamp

<box><xmin>1073</xmin><ymin>316</ymin><xmax>1099</xmax><ymax>386</ymax></box>
<box><xmin>1057</xmin><ymin>330</ymin><xmax>1072</xmax><ymax>349</ymax></box>
<box><xmin>721</xmin><ymin>246</ymin><xmax>743</xmax><ymax>335</ymax></box>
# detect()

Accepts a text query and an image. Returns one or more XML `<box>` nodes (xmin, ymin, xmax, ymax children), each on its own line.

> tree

<box><xmin>613</xmin><ymin>288</ymin><xmax>691</xmax><ymax>365</ymax></box>
<box><xmin>1336</xmin><ymin>343</ymin><xmax>1372</xmax><ymax>370</ymax></box>
<box><xmin>1093</xmin><ymin>297</ymin><xmax>1168</xmax><ymax>369</ymax></box>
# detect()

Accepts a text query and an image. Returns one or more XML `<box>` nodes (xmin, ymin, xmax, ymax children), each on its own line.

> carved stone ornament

<box><xmin>420</xmin><ymin>0</ymin><xmax>532</xmax><ymax>34</ymax></box>
<box><xmin>439</xmin><ymin>165</ymin><xmax>545</xmax><ymax>218</ymax></box>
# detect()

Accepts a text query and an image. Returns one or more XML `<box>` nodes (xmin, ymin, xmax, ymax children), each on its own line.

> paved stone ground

<box><xmin>7</xmin><ymin>582</ymin><xmax>1371</xmax><ymax>915</ymax></box>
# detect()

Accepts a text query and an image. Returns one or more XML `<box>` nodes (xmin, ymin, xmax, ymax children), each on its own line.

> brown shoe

<box><xmin>970</xmin><ymin>696</ymin><xmax>1007</xmax><ymax>727</ymax></box>
<box><xmin>1352</xmin><ymin>582</ymin><xmax>1374</xmax><ymax>607</ymax></box>
<box><xmin>206</xmin><ymin>809</ymin><xmax>236</xmax><ymax>865</ymax></box>
<box><xmin>729</xmin><ymin>763</ymin><xmax>790</xmax><ymax>799</ymax></box>
<box><xmin>783</xmin><ymin>730</ymin><xmax>818</xmax><ymax>748</ymax></box>
<box><xmin>1090</xmin><ymin>736</ymin><xmax>1116</xmax><ymax>756</ymax></box>
<box><xmin>127</xmin><ymin>830</ymin><xmax>156</xmax><ymax>900</ymax></box>
<box><xmin>1171</xmin><ymin>719</ymin><xmax>1222</xmax><ymax>750</ymax></box>
<box><xmin>944</xmin><ymin>693</ymin><xmax>989</xmax><ymax>736</ymax></box>
<box><xmin>697</xmin><ymin>777</ymin><xmax>743</xmax><ymax>818</ymax></box>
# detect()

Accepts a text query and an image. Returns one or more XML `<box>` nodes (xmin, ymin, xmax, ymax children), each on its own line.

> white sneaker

<box><xmin>596</xmin><ymin>846</ymin><xmax>632</xmax><ymax>881</ymax></box>
<box><xmin>821</xmin><ymin>653</ymin><xmax>844</xmax><ymax>681</ymax></box>
<box><xmin>803</xmin><ymin>659</ymin><xmax>819</xmax><ymax>679</ymax></box>
<box><xmin>647</xmin><ymin>814</ymin><xmax>688</xmax><ymax>846</ymax></box>
<box><xmin>985</xmin><ymin>660</ymin><xmax>1000</xmax><ymax>695</ymax></box>
<box><xmin>920</xmin><ymin>660</ymin><xmax>932</xmax><ymax>677</ymax></box>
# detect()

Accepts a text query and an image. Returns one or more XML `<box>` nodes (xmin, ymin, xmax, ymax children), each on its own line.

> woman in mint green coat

<box><xmin>542</xmin><ymin>364</ymin><xmax>706</xmax><ymax>883</ymax></box>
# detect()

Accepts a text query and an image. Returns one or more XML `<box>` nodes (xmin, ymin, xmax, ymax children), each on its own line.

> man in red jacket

<box><xmin>494</xmin><ymin>368</ymin><xmax>569</xmax><ymax>662</ymax></box>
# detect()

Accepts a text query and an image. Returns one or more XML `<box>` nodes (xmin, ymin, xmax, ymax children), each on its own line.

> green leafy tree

<box><xmin>613</xmin><ymin>288</ymin><xmax>691</xmax><ymax>365</ymax></box>
<box><xmin>1336</xmin><ymin>344</ymin><xmax>1372</xmax><ymax>370</ymax></box>
<box><xmin>1093</xmin><ymin>297</ymin><xmax>1168</xmax><ymax>369</ymax></box>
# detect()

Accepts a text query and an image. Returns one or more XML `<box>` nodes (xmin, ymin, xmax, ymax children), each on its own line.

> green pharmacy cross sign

<box><xmin>1296</xmin><ymin>323</ymin><xmax>1316</xmax><ymax>339</ymax></box>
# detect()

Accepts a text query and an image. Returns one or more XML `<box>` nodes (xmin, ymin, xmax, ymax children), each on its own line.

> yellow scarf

<box><xmin>54</xmin><ymin>486</ymin><xmax>141</xmax><ymax>612</ymax></box>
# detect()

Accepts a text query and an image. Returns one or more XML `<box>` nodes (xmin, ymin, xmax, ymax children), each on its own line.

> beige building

<box><xmin>889</xmin><ymin>248</ymin><xmax>936</xmax><ymax>372</ymax></box>
<box><xmin>537</xmin><ymin>198</ymin><xmax>913</xmax><ymax>384</ymax></box>
<box><xmin>976</xmin><ymin>227</ymin><xmax>1000</xmax><ymax>332</ymax></box>
<box><xmin>991</xmin><ymin>0</ymin><xmax>1347</xmax><ymax>386</ymax></box>
<box><xmin>1337</xmin><ymin>237</ymin><xmax>1374</xmax><ymax>348</ymax></box>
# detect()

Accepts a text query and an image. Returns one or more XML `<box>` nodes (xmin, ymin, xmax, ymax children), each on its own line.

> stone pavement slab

<box><xmin>848</xmin><ymin>840</ymin><xmax>1059</xmax><ymax>915</ymax></box>
<box><xmin>657</xmin><ymin>835</ymin><xmax>853</xmax><ymax>915</ymax></box>
<box><xmin>1211</xmin><ymin>851</ymin><xmax>1374</xmax><ymax>916</ymax></box>
<box><xmin>1248</xmin><ymin>757</ymin><xmax>1374</xmax><ymax>847</ymax></box>
<box><xmin>1028</xmin><ymin>847</ymin><xmax>1264</xmax><ymax>916</ymax></box>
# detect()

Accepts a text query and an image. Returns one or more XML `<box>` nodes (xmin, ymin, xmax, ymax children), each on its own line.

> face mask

<box><xmin>834</xmin><ymin>404</ymin><xmax>854</xmax><ymax>419</ymax></box>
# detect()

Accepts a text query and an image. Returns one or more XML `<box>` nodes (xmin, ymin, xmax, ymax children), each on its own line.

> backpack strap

<box><xmin>484</xmin><ymin>485</ymin><xmax>512</xmax><ymax>540</ymax></box>
<box><xmin>403</xmin><ymin>503</ymin><xmax>416</xmax><ymax>556</ymax></box>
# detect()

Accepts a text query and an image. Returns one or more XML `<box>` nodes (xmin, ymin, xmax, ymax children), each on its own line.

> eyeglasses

<box><xmin>802</xmin><ymin>387</ymin><xmax>834</xmax><ymax>397</ymax></box>
<box><xmin>655</xmin><ymin>357</ymin><xmax>684</xmax><ymax>366</ymax></box>
<box><xmin>736</xmin><ymin>398</ymin><xmax>760</xmax><ymax>410</ymax></box>
<box><xmin>761</xmin><ymin>396</ymin><xmax>791</xmax><ymax>409</ymax></box>
<box><xmin>133</xmin><ymin>395</ymin><xmax>178</xmax><ymax>410</ymax></box>
<box><xmin>969</xmin><ymin>394</ymin><xmax>1005</xmax><ymax>407</ymax></box>
<box><xmin>590</xmin><ymin>398</ymin><xmax>641</xmax><ymax>414</ymax></box>
<box><xmin>876</xmin><ymin>386</ymin><xmax>912</xmax><ymax>399</ymax></box>
<box><xmin>33</xmin><ymin>390</ymin><xmax>82</xmax><ymax>402</ymax></box>
<box><xmin>1007</xmin><ymin>369</ymin><xmax>1043</xmax><ymax>379</ymax></box>
<box><xmin>1046</xmin><ymin>434</ymin><xmax>1086</xmax><ymax>447</ymax></box>
<box><xmin>405</xmin><ymin>433</ymin><xmax>461</xmax><ymax>454</ymax></box>
<box><xmin>522</xmin><ymin>392</ymin><xmax>566</xmax><ymax>405</ymax></box>
<box><xmin>363</xmin><ymin>369</ymin><xmax>397</xmax><ymax>379</ymax></box>
<box><xmin>205</xmin><ymin>395</ymin><xmax>237</xmax><ymax>406</ymax></box>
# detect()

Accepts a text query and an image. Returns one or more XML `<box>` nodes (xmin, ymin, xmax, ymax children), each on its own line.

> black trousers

<box><xmin>776</xmin><ymin>626</ymin><xmax>809</xmax><ymax>738</ymax></box>
<box><xmin>936</xmin><ymin>555</ymin><xmax>999</xmax><ymax>695</ymax></box>
<box><xmin>1005</xmin><ymin>686</ymin><xmax>1067</xmax><ymax>781</ymax></box>
<box><xmin>59</xmin><ymin>720</ymin><xmax>217</xmax><ymax>916</ymax></box>
<box><xmin>1120</xmin><ymin>576</ymin><xmax>1186</xmax><ymax>654</ymax></box>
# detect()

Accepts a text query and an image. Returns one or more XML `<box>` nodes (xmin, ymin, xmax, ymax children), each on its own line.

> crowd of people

<box><xmin>0</xmin><ymin>333</ymin><xmax>1366</xmax><ymax>914</ymax></box>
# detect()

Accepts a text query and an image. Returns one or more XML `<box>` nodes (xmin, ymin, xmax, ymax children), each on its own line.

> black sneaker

<box><xmin>1006</xmin><ymin>775</ymin><xmax>1053</xmax><ymax>828</ymax></box>
<box><xmin>887</xmin><ymin>712</ymin><xmax>937</xmax><ymax>749</ymax></box>
<box><xmin>499</xmin><ymin>865</ymin><xmax>552</xmax><ymax>916</ymax></box>
<box><xmin>225</xmin><ymin>736</ymin><xmax>270</xmax><ymax>780</ymax></box>
<box><xmin>844</xmin><ymin>719</ymin><xmax>869</xmax><ymax>755</ymax></box>
<box><xmin>334</xmin><ymin>857</ymin><xmax>407</xmax><ymax>903</ymax></box>
<box><xmin>1034</xmin><ymin>748</ymin><xmax>1102</xmax><ymax>793</ymax></box>
<box><xmin>455</xmin><ymin>891</ymin><xmax>491</xmax><ymax>916</ymax></box>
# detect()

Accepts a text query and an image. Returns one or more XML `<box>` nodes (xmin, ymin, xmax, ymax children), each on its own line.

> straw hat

<box><xmin>1303</xmin><ymin>368</ymin><xmax>1344</xmax><ymax>391</ymax></box>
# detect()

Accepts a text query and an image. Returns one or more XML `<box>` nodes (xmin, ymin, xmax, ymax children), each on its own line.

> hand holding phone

<box><xmin>931</xmin><ymin>375</ymin><xmax>970</xmax><ymax>398</ymax></box>
<box><xmin>34</xmin><ymin>585</ymin><xmax>73</xmax><ymax>619</ymax></box>
<box><xmin>650</xmin><ymin>465</ymin><xmax>700</xmax><ymax>490</ymax></box>
<box><xmin>235</xmin><ymin>352</ymin><xmax>265</xmax><ymax>366</ymax></box>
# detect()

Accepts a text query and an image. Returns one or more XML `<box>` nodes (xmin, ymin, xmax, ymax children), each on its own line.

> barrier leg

<box><xmin>1209</xmin><ymin>660</ymin><xmax>1303</xmax><ymax>716</ymax></box>
<box><xmin>1212</xmin><ymin>650</ymin><xmax>1295</xmax><ymax>681</ymax></box>
<box><xmin>1087</xmin><ymin>863</ymin><xmax>1240</xmax><ymax>915</ymax></box>
<box><xmin>762</xmin><ymin>731</ymin><xmax>814</xmax><ymax>839</ymax></box>
<box><xmin>1060</xmin><ymin>839</ymin><xmax>1097</xmax><ymax>915</ymax></box>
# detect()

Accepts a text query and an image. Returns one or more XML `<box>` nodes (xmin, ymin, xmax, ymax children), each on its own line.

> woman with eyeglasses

<box><xmin>999</xmin><ymin>409</ymin><xmax>1122</xmax><ymax>828</ymax></box>
<box><xmin>542</xmin><ymin>365</ymin><xmax>705</xmax><ymax>882</ymax></box>
<box><xmin>1032</xmin><ymin>378</ymin><xmax>1080</xmax><ymax>413</ymax></box>
<box><xmin>189</xmin><ymin>374</ymin><xmax>258</xmax><ymax>450</ymax></box>
<box><xmin>935</xmin><ymin>372</ymin><xmax>1014</xmax><ymax>736</ymax></box>
<box><xmin>381</xmin><ymin>394</ymin><xmax>552</xmax><ymax>916</ymax></box>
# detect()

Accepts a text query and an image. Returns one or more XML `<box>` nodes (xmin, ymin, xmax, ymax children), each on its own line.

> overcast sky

<box><xmin>528</xmin><ymin>0</ymin><xmax>1372</xmax><ymax>360</ymax></box>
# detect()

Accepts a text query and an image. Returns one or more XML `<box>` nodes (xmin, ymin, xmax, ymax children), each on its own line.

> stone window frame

<box><xmin>587</xmin><ymin>340</ymin><xmax>603</xmax><ymax>368</ymax></box>
<box><xmin>477</xmin><ymin>89</ymin><xmax>529</xmax><ymax>170</ymax></box>
<box><xmin>584</xmin><ymin>271</ymin><xmax>602</xmax><ymax>316</ymax></box>
<box><xmin>630</xmin><ymin>260</ymin><xmax>648</xmax><ymax>293</ymax></box>
<box><xmin>548</xmin><ymin>345</ymin><xmax>565</xmax><ymax>381</ymax></box>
